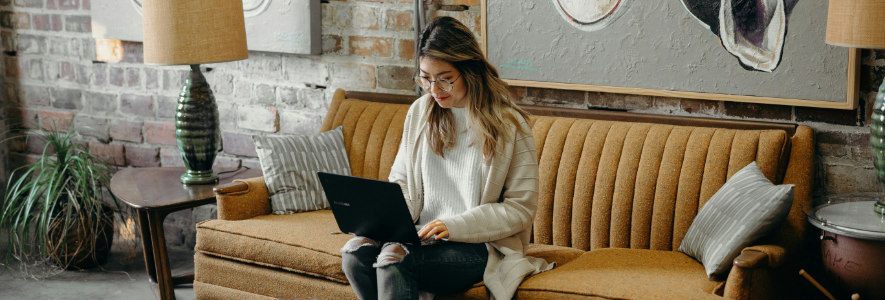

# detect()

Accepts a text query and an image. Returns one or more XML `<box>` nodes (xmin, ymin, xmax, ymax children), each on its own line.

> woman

<box><xmin>340</xmin><ymin>16</ymin><xmax>552</xmax><ymax>300</ymax></box>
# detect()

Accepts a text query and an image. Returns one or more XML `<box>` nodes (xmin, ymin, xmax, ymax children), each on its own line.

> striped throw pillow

<box><xmin>253</xmin><ymin>126</ymin><xmax>351</xmax><ymax>214</ymax></box>
<box><xmin>678</xmin><ymin>161</ymin><xmax>794</xmax><ymax>277</ymax></box>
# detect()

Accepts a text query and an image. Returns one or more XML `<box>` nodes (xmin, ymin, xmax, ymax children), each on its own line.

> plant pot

<box><xmin>46</xmin><ymin>204</ymin><xmax>115</xmax><ymax>270</ymax></box>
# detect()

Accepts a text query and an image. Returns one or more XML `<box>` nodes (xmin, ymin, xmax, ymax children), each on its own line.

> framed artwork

<box><xmin>92</xmin><ymin>0</ymin><xmax>321</xmax><ymax>55</ymax></box>
<box><xmin>482</xmin><ymin>0</ymin><xmax>859</xmax><ymax>109</ymax></box>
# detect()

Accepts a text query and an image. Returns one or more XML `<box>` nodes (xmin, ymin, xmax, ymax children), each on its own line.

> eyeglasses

<box><xmin>414</xmin><ymin>74</ymin><xmax>460</xmax><ymax>92</ymax></box>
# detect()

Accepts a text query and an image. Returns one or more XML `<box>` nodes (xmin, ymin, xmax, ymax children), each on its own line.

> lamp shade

<box><xmin>826</xmin><ymin>0</ymin><xmax>885</xmax><ymax>49</ymax></box>
<box><xmin>142</xmin><ymin>0</ymin><xmax>248</xmax><ymax>65</ymax></box>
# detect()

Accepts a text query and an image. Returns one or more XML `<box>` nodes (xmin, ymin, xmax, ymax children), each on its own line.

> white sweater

<box><xmin>416</xmin><ymin>107</ymin><xmax>483</xmax><ymax>230</ymax></box>
<box><xmin>389</xmin><ymin>94</ymin><xmax>553</xmax><ymax>300</ymax></box>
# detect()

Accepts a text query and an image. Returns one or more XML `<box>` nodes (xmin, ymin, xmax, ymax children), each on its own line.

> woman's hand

<box><xmin>418</xmin><ymin>219</ymin><xmax>449</xmax><ymax>240</ymax></box>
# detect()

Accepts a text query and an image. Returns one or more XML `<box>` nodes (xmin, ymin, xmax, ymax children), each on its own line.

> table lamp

<box><xmin>826</xmin><ymin>0</ymin><xmax>885</xmax><ymax>214</ymax></box>
<box><xmin>142</xmin><ymin>0</ymin><xmax>248</xmax><ymax>185</ymax></box>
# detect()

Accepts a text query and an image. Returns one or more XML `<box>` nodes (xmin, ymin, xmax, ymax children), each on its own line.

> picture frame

<box><xmin>481</xmin><ymin>1</ymin><xmax>860</xmax><ymax>110</ymax></box>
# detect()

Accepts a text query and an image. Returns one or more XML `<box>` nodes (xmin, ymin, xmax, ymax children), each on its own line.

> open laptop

<box><xmin>317</xmin><ymin>172</ymin><xmax>422</xmax><ymax>246</ymax></box>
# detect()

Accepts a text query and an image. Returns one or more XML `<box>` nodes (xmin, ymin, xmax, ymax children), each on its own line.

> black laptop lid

<box><xmin>317</xmin><ymin>172</ymin><xmax>421</xmax><ymax>246</ymax></box>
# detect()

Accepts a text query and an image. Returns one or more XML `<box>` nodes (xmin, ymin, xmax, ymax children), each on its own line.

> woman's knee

<box><xmin>373</xmin><ymin>242</ymin><xmax>410</xmax><ymax>268</ymax></box>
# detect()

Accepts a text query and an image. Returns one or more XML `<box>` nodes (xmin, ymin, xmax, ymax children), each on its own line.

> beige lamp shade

<box><xmin>142</xmin><ymin>0</ymin><xmax>248</xmax><ymax>65</ymax></box>
<box><xmin>826</xmin><ymin>0</ymin><xmax>885</xmax><ymax>49</ymax></box>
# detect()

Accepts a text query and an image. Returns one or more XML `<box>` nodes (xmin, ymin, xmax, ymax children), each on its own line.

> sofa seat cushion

<box><xmin>196</xmin><ymin>210</ymin><xmax>351</xmax><ymax>283</ymax></box>
<box><xmin>517</xmin><ymin>248</ymin><xmax>723</xmax><ymax>299</ymax></box>
<box><xmin>526</xmin><ymin>243</ymin><xmax>585</xmax><ymax>266</ymax></box>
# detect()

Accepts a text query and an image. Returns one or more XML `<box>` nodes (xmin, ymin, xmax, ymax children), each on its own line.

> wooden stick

<box><xmin>799</xmin><ymin>269</ymin><xmax>836</xmax><ymax>300</ymax></box>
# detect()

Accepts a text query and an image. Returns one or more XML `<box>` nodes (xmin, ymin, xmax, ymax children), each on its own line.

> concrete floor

<box><xmin>0</xmin><ymin>244</ymin><xmax>197</xmax><ymax>300</ymax></box>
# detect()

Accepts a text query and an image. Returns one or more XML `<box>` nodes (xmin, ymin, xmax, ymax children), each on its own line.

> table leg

<box><xmin>146</xmin><ymin>210</ymin><xmax>176</xmax><ymax>300</ymax></box>
<box><xmin>136</xmin><ymin>209</ymin><xmax>158</xmax><ymax>284</ymax></box>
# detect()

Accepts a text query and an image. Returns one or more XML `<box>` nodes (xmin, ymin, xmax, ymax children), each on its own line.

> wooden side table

<box><xmin>110</xmin><ymin>167</ymin><xmax>261</xmax><ymax>300</ymax></box>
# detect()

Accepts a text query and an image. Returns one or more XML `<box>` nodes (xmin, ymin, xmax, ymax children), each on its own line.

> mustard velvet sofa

<box><xmin>193</xmin><ymin>89</ymin><xmax>814</xmax><ymax>300</ymax></box>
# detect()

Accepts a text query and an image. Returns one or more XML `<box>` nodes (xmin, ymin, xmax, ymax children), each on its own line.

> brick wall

<box><xmin>0</xmin><ymin>0</ymin><xmax>882</xmax><ymax>250</ymax></box>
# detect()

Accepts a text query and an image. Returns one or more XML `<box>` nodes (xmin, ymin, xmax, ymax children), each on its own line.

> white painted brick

<box><xmin>237</xmin><ymin>105</ymin><xmax>279</xmax><ymax>132</ymax></box>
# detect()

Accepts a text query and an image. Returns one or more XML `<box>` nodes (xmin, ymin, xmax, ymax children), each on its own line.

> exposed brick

<box><xmin>217</xmin><ymin>102</ymin><xmax>237</xmax><ymax>131</ymax></box>
<box><xmin>3</xmin><ymin>55</ymin><xmax>19</xmax><ymax>78</ymax></box>
<box><xmin>237</xmin><ymin>52</ymin><xmax>283</xmax><ymax>77</ymax></box>
<box><xmin>84</xmin><ymin>91</ymin><xmax>117</xmax><ymax>113</ymax></box>
<box><xmin>51</xmin><ymin>14</ymin><xmax>62</xmax><ymax>31</ymax></box>
<box><xmin>280</xmin><ymin>87</ymin><xmax>325</xmax><ymax>110</ymax></box>
<box><xmin>0</xmin><ymin>12</ymin><xmax>12</xmax><ymax>29</ymax></box>
<box><xmin>120</xmin><ymin>94</ymin><xmax>154</xmax><ymax>117</ymax></box>
<box><xmin>253</xmin><ymin>84</ymin><xmax>276</xmax><ymax>105</ymax></box>
<box><xmin>322</xmin><ymin>35</ymin><xmax>343</xmax><ymax>55</ymax></box>
<box><xmin>349</xmin><ymin>36</ymin><xmax>393</xmax><ymax>57</ymax></box>
<box><xmin>234</xmin><ymin>81</ymin><xmax>252</xmax><ymax>99</ymax></box>
<box><xmin>49</xmin><ymin>36</ymin><xmax>68</xmax><ymax>56</ymax></box>
<box><xmin>75</xmin><ymin>63</ymin><xmax>89</xmax><ymax>85</ymax></box>
<box><xmin>126</xmin><ymin>67</ymin><xmax>140</xmax><ymax>87</ymax></box>
<box><xmin>32</xmin><ymin>14</ymin><xmax>50</xmax><ymax>31</ymax></box>
<box><xmin>163</xmin><ymin>69</ymin><xmax>187</xmax><ymax>91</ymax></box>
<box><xmin>145</xmin><ymin>69</ymin><xmax>159</xmax><ymax>90</ymax></box>
<box><xmin>51</xmin><ymin>87</ymin><xmax>82</xmax><ymax>109</ymax></box>
<box><xmin>74</xmin><ymin>115</ymin><xmax>109</xmax><ymax>142</ymax></box>
<box><xmin>439</xmin><ymin>0</ymin><xmax>479</xmax><ymax>5</ymax></box>
<box><xmin>209</xmin><ymin>72</ymin><xmax>233</xmax><ymax>95</ymax></box>
<box><xmin>652</xmin><ymin>97</ymin><xmax>681</xmax><ymax>114</ymax></box>
<box><xmin>586</xmin><ymin>92</ymin><xmax>626</xmax><ymax>110</ymax></box>
<box><xmin>723</xmin><ymin>102</ymin><xmax>792</xmax><ymax>121</ymax></box>
<box><xmin>13</xmin><ymin>11</ymin><xmax>29</xmax><ymax>29</ymax></box>
<box><xmin>109</xmin><ymin>119</ymin><xmax>143</xmax><ymax>143</ymax></box>
<box><xmin>398</xmin><ymin>39</ymin><xmax>414</xmax><ymax>60</ymax></box>
<box><xmin>93</xmin><ymin>63</ymin><xmax>107</xmax><ymax>86</ymax></box>
<box><xmin>221</xmin><ymin>131</ymin><xmax>257</xmax><ymax>157</ymax></box>
<box><xmin>326</xmin><ymin>5</ymin><xmax>351</xmax><ymax>29</ymax></box>
<box><xmin>124</xmin><ymin>145</ymin><xmax>160</xmax><ymax>167</ymax></box>
<box><xmin>82</xmin><ymin>0</ymin><xmax>89</xmax><ymax>10</ymax></box>
<box><xmin>385</xmin><ymin>10</ymin><xmax>412</xmax><ymax>31</ymax></box>
<box><xmin>283</xmin><ymin>56</ymin><xmax>328</xmax><ymax>85</ymax></box>
<box><xmin>378</xmin><ymin>65</ymin><xmax>415</xmax><ymax>90</ymax></box>
<box><xmin>95</xmin><ymin>38</ymin><xmax>122</xmax><ymax>62</ymax></box>
<box><xmin>157</xmin><ymin>95</ymin><xmax>178</xmax><ymax>118</ymax></box>
<box><xmin>25</xmin><ymin>135</ymin><xmax>47</xmax><ymax>154</ymax></box>
<box><xmin>279</xmin><ymin>110</ymin><xmax>324</xmax><ymax>135</ymax></box>
<box><xmin>145</xmin><ymin>121</ymin><xmax>176</xmax><ymax>145</ymax></box>
<box><xmin>237</xmin><ymin>106</ymin><xmax>279</xmax><ymax>132</ymax></box>
<box><xmin>160</xmin><ymin>147</ymin><xmax>184</xmax><ymax>167</ymax></box>
<box><xmin>121</xmin><ymin>41</ymin><xmax>143</xmax><ymax>63</ymax></box>
<box><xmin>353</xmin><ymin>6</ymin><xmax>379</xmax><ymax>30</ymax></box>
<box><xmin>330</xmin><ymin>63</ymin><xmax>376</xmax><ymax>90</ymax></box>
<box><xmin>58</xmin><ymin>0</ymin><xmax>79</xmax><ymax>10</ymax></box>
<box><xmin>64</xmin><ymin>15</ymin><xmax>90</xmax><ymax>33</ymax></box>
<box><xmin>39</xmin><ymin>110</ymin><xmax>73</xmax><ymax>131</ymax></box>
<box><xmin>109</xmin><ymin>66</ymin><xmax>124</xmax><ymax>87</ymax></box>
<box><xmin>89</xmin><ymin>142</ymin><xmax>124</xmax><ymax>166</ymax></box>
<box><xmin>2</xmin><ymin>31</ymin><xmax>14</xmax><ymax>52</ymax></box>
<box><xmin>14</xmin><ymin>0</ymin><xmax>42</xmax><ymax>7</ymax></box>
<box><xmin>525</xmin><ymin>87</ymin><xmax>585</xmax><ymax>107</ymax></box>
<box><xmin>60</xmin><ymin>61</ymin><xmax>75</xmax><ymax>82</ymax></box>
<box><xmin>19</xmin><ymin>85</ymin><xmax>50</xmax><ymax>106</ymax></box>
<box><xmin>796</xmin><ymin>106</ymin><xmax>860</xmax><ymax>126</ymax></box>
<box><xmin>16</xmin><ymin>109</ymin><xmax>39</xmax><ymax>128</ymax></box>
<box><xmin>16</xmin><ymin>34</ymin><xmax>44</xmax><ymax>54</ymax></box>
<box><xmin>25</xmin><ymin>58</ymin><xmax>44</xmax><ymax>80</ymax></box>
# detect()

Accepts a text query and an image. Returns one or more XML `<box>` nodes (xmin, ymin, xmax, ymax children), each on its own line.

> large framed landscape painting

<box><xmin>482</xmin><ymin>0</ymin><xmax>860</xmax><ymax>109</ymax></box>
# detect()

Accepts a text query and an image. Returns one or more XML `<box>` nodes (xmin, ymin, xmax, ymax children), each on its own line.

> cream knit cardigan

<box><xmin>389</xmin><ymin>94</ymin><xmax>553</xmax><ymax>300</ymax></box>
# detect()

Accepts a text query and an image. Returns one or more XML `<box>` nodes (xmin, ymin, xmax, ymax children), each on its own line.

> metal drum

<box><xmin>807</xmin><ymin>201</ymin><xmax>885</xmax><ymax>299</ymax></box>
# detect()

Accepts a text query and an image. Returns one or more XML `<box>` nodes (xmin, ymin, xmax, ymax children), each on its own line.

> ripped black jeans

<box><xmin>340</xmin><ymin>237</ymin><xmax>487</xmax><ymax>300</ymax></box>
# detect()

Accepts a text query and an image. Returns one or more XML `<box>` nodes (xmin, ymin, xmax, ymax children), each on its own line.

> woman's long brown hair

<box><xmin>418</xmin><ymin>16</ymin><xmax>530</xmax><ymax>159</ymax></box>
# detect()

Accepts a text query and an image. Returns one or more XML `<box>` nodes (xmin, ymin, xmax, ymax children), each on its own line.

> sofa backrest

<box><xmin>321</xmin><ymin>90</ymin><xmax>813</xmax><ymax>255</ymax></box>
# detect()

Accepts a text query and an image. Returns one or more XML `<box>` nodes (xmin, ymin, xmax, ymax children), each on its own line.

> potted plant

<box><xmin>1</xmin><ymin>124</ymin><xmax>119</xmax><ymax>270</ymax></box>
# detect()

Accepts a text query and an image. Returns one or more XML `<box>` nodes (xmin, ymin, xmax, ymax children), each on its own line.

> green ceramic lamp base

<box><xmin>176</xmin><ymin>64</ymin><xmax>222</xmax><ymax>185</ymax></box>
<box><xmin>180</xmin><ymin>170</ymin><xmax>219</xmax><ymax>185</ymax></box>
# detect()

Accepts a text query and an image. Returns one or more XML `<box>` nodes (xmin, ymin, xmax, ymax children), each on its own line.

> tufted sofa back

<box><xmin>321</xmin><ymin>90</ymin><xmax>813</xmax><ymax>255</ymax></box>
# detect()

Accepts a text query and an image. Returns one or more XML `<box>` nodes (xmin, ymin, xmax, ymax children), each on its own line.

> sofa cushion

<box><xmin>516</xmin><ymin>248</ymin><xmax>722</xmax><ymax>299</ymax></box>
<box><xmin>678</xmin><ymin>161</ymin><xmax>794</xmax><ymax>276</ymax></box>
<box><xmin>253</xmin><ymin>126</ymin><xmax>351</xmax><ymax>214</ymax></box>
<box><xmin>196</xmin><ymin>210</ymin><xmax>351</xmax><ymax>283</ymax></box>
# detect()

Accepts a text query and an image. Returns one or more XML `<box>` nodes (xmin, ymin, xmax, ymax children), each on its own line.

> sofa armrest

<box><xmin>214</xmin><ymin>176</ymin><xmax>272</xmax><ymax>220</ymax></box>
<box><xmin>722</xmin><ymin>245</ymin><xmax>788</xmax><ymax>300</ymax></box>
<box><xmin>733</xmin><ymin>245</ymin><xmax>786</xmax><ymax>269</ymax></box>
